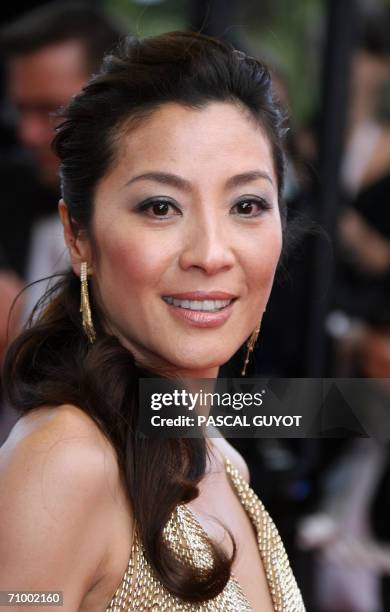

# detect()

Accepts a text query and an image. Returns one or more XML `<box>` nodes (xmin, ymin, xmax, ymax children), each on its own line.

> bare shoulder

<box><xmin>209</xmin><ymin>435</ymin><xmax>250</xmax><ymax>483</ymax></box>
<box><xmin>0</xmin><ymin>404</ymin><xmax>129</xmax><ymax>604</ymax></box>
<box><xmin>4</xmin><ymin>403</ymin><xmax>111</xmax><ymax>445</ymax></box>
<box><xmin>1</xmin><ymin>404</ymin><xmax>121</xmax><ymax>494</ymax></box>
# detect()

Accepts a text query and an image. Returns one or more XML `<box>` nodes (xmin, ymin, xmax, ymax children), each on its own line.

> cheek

<box><xmin>95</xmin><ymin>225</ymin><xmax>171</xmax><ymax>294</ymax></box>
<box><xmin>243</xmin><ymin>224</ymin><xmax>283</xmax><ymax>289</ymax></box>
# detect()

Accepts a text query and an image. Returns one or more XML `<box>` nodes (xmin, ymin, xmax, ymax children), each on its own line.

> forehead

<box><xmin>108</xmin><ymin>101</ymin><xmax>277</xmax><ymax>187</ymax></box>
<box><xmin>7</xmin><ymin>40</ymin><xmax>87</xmax><ymax>102</ymax></box>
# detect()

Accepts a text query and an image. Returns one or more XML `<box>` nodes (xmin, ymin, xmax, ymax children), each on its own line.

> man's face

<box><xmin>7</xmin><ymin>40</ymin><xmax>88</xmax><ymax>186</ymax></box>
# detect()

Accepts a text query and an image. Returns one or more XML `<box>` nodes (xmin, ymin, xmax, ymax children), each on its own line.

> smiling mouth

<box><xmin>162</xmin><ymin>296</ymin><xmax>236</xmax><ymax>312</ymax></box>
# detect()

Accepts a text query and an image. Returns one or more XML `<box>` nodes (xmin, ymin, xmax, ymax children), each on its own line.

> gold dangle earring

<box><xmin>241</xmin><ymin>309</ymin><xmax>265</xmax><ymax>376</ymax></box>
<box><xmin>80</xmin><ymin>261</ymin><xmax>96</xmax><ymax>344</ymax></box>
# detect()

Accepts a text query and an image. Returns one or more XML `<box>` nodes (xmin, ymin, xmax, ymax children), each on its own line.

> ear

<box><xmin>58</xmin><ymin>199</ymin><xmax>93</xmax><ymax>276</ymax></box>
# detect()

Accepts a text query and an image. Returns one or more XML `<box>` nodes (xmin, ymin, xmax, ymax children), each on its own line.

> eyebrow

<box><xmin>226</xmin><ymin>170</ymin><xmax>274</xmax><ymax>188</ymax></box>
<box><xmin>125</xmin><ymin>170</ymin><xmax>274</xmax><ymax>190</ymax></box>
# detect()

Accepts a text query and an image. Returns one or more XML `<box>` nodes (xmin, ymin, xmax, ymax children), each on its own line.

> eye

<box><xmin>231</xmin><ymin>197</ymin><xmax>272</xmax><ymax>217</ymax></box>
<box><xmin>136</xmin><ymin>198</ymin><xmax>181</xmax><ymax>218</ymax></box>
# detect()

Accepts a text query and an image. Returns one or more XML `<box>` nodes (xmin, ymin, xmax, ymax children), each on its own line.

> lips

<box><xmin>161</xmin><ymin>291</ymin><xmax>237</xmax><ymax>328</ymax></box>
<box><xmin>164</xmin><ymin>291</ymin><xmax>236</xmax><ymax>300</ymax></box>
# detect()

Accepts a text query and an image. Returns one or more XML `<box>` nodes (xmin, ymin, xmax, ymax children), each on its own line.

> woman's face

<box><xmin>85</xmin><ymin>101</ymin><xmax>282</xmax><ymax>377</ymax></box>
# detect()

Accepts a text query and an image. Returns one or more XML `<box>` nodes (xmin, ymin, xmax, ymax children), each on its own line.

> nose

<box><xmin>179</xmin><ymin>213</ymin><xmax>236</xmax><ymax>275</ymax></box>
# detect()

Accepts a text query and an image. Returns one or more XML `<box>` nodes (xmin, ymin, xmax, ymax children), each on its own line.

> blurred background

<box><xmin>0</xmin><ymin>1</ymin><xmax>389</xmax><ymax>610</ymax></box>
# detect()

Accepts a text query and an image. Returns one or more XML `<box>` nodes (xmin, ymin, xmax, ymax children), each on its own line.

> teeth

<box><xmin>162</xmin><ymin>297</ymin><xmax>233</xmax><ymax>311</ymax></box>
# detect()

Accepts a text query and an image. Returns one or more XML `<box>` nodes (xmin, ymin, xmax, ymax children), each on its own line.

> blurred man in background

<box><xmin>0</xmin><ymin>1</ymin><xmax>123</xmax><ymax>442</ymax></box>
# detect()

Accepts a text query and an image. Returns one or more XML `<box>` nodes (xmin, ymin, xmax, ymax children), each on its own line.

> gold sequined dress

<box><xmin>106</xmin><ymin>456</ymin><xmax>305</xmax><ymax>611</ymax></box>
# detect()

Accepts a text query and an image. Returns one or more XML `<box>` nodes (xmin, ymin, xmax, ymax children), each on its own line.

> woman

<box><xmin>0</xmin><ymin>32</ymin><xmax>305</xmax><ymax>610</ymax></box>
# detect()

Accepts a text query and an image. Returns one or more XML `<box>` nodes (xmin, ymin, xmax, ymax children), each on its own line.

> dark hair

<box><xmin>3</xmin><ymin>31</ymin><xmax>288</xmax><ymax>602</ymax></box>
<box><xmin>0</xmin><ymin>1</ymin><xmax>124</xmax><ymax>74</ymax></box>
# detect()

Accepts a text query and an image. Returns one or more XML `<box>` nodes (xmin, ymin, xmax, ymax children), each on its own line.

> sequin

<box><xmin>106</xmin><ymin>456</ymin><xmax>305</xmax><ymax>611</ymax></box>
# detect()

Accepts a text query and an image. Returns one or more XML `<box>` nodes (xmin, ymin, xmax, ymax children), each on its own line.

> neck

<box><xmin>112</xmin><ymin>332</ymin><xmax>220</xmax><ymax>418</ymax></box>
<box><xmin>114</xmin><ymin>331</ymin><xmax>220</xmax><ymax>380</ymax></box>
<box><xmin>173</xmin><ymin>366</ymin><xmax>219</xmax><ymax>379</ymax></box>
